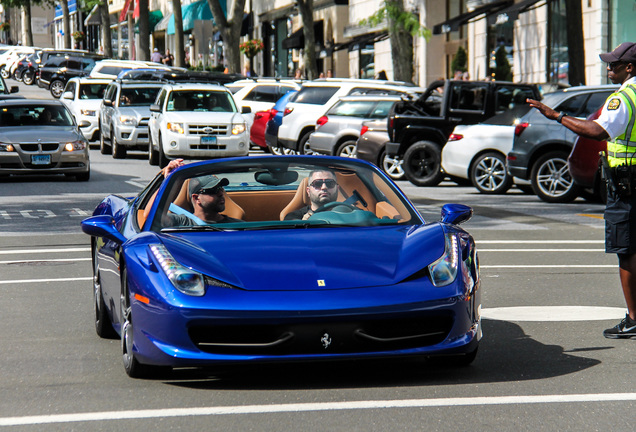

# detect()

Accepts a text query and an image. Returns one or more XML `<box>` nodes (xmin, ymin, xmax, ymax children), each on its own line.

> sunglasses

<box><xmin>309</xmin><ymin>179</ymin><xmax>337</xmax><ymax>189</ymax></box>
<box><xmin>196</xmin><ymin>186</ymin><xmax>224</xmax><ymax>196</ymax></box>
<box><xmin>608</xmin><ymin>61</ymin><xmax>626</xmax><ymax>70</ymax></box>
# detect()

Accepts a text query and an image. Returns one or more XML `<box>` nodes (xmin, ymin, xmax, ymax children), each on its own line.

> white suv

<box><xmin>60</xmin><ymin>77</ymin><xmax>111</xmax><ymax>141</ymax></box>
<box><xmin>277</xmin><ymin>78</ymin><xmax>422</xmax><ymax>154</ymax></box>
<box><xmin>228</xmin><ymin>78</ymin><xmax>301</xmax><ymax>129</ymax></box>
<box><xmin>148</xmin><ymin>83</ymin><xmax>249</xmax><ymax>167</ymax></box>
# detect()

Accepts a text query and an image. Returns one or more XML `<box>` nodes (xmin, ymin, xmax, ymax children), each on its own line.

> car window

<box><xmin>495</xmin><ymin>85</ymin><xmax>536</xmax><ymax>112</ymax></box>
<box><xmin>348</xmin><ymin>87</ymin><xmax>402</xmax><ymax>96</ymax></box>
<box><xmin>104</xmin><ymin>84</ymin><xmax>117</xmax><ymax>102</ymax></box>
<box><xmin>294</xmin><ymin>86</ymin><xmax>339</xmax><ymax>105</ymax></box>
<box><xmin>66</xmin><ymin>59</ymin><xmax>81</xmax><ymax>70</ymax></box>
<box><xmin>120</xmin><ymin>86</ymin><xmax>161</xmax><ymax>106</ymax></box>
<box><xmin>167</xmin><ymin>90</ymin><xmax>237</xmax><ymax>112</ymax></box>
<box><xmin>65</xmin><ymin>81</ymin><xmax>76</xmax><ymax>97</ymax></box>
<box><xmin>580</xmin><ymin>91</ymin><xmax>613</xmax><ymax>117</ymax></box>
<box><xmin>43</xmin><ymin>56</ymin><xmax>66</xmax><ymax>68</ymax></box>
<box><xmin>82</xmin><ymin>58</ymin><xmax>97</xmax><ymax>71</ymax></box>
<box><xmin>280</xmin><ymin>85</ymin><xmax>297</xmax><ymax>97</ymax></box>
<box><xmin>371</xmin><ymin>100</ymin><xmax>397</xmax><ymax>118</ymax></box>
<box><xmin>555</xmin><ymin>93</ymin><xmax>588</xmax><ymax>116</ymax></box>
<box><xmin>0</xmin><ymin>105</ymin><xmax>74</xmax><ymax>126</ymax></box>
<box><xmin>244</xmin><ymin>85</ymin><xmax>279</xmax><ymax>103</ymax></box>
<box><xmin>79</xmin><ymin>83</ymin><xmax>108</xmax><ymax>99</ymax></box>
<box><xmin>328</xmin><ymin>100</ymin><xmax>374</xmax><ymax>117</ymax></box>
<box><xmin>449</xmin><ymin>83</ymin><xmax>488</xmax><ymax>112</ymax></box>
<box><xmin>156</xmin><ymin>89</ymin><xmax>167</xmax><ymax>107</ymax></box>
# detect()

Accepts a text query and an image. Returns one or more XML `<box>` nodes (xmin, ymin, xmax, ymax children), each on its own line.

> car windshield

<box><xmin>0</xmin><ymin>105</ymin><xmax>74</xmax><ymax>126</ymax></box>
<box><xmin>167</xmin><ymin>90</ymin><xmax>237</xmax><ymax>112</ymax></box>
<box><xmin>119</xmin><ymin>87</ymin><xmax>161</xmax><ymax>106</ymax></box>
<box><xmin>149</xmin><ymin>158</ymin><xmax>419</xmax><ymax>232</ymax></box>
<box><xmin>79</xmin><ymin>83</ymin><xmax>108</xmax><ymax>100</ymax></box>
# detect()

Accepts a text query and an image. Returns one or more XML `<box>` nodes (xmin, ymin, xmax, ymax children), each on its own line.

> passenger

<box><xmin>120</xmin><ymin>93</ymin><xmax>133</xmax><ymax>105</ymax></box>
<box><xmin>166</xmin><ymin>174</ymin><xmax>242</xmax><ymax>225</ymax></box>
<box><xmin>284</xmin><ymin>169</ymin><xmax>339</xmax><ymax>220</ymax></box>
<box><xmin>38</xmin><ymin>108</ymin><xmax>52</xmax><ymax>125</ymax></box>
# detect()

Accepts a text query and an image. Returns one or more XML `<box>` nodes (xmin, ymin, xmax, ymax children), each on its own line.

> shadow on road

<box><xmin>161</xmin><ymin>319</ymin><xmax>603</xmax><ymax>390</ymax></box>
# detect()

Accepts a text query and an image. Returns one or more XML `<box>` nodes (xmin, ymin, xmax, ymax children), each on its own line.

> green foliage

<box><xmin>493</xmin><ymin>45</ymin><xmax>512</xmax><ymax>81</ymax></box>
<box><xmin>451</xmin><ymin>46</ymin><xmax>467</xmax><ymax>73</ymax></box>
<box><xmin>359</xmin><ymin>0</ymin><xmax>431</xmax><ymax>39</ymax></box>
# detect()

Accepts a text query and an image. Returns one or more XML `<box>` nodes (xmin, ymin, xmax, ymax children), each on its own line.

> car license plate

<box><xmin>31</xmin><ymin>155</ymin><xmax>51</xmax><ymax>165</ymax></box>
<box><xmin>201</xmin><ymin>136</ymin><xmax>217</xmax><ymax>144</ymax></box>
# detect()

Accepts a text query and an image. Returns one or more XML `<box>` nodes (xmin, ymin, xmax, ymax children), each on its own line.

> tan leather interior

<box><xmin>172</xmin><ymin>179</ymin><xmax>246</xmax><ymax>219</ymax></box>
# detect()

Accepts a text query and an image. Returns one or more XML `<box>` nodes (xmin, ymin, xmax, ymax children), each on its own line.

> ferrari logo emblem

<box><xmin>317</xmin><ymin>280</ymin><xmax>325</xmax><ymax>286</ymax></box>
<box><xmin>321</xmin><ymin>333</ymin><xmax>332</xmax><ymax>349</ymax></box>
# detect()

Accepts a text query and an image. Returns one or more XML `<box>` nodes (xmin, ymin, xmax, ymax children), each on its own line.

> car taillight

<box><xmin>269</xmin><ymin>109</ymin><xmax>277</xmax><ymax>118</ymax></box>
<box><xmin>448</xmin><ymin>133</ymin><xmax>463</xmax><ymax>141</ymax></box>
<box><xmin>514</xmin><ymin>122</ymin><xmax>529</xmax><ymax>136</ymax></box>
<box><xmin>254</xmin><ymin>111</ymin><xmax>267</xmax><ymax>119</ymax></box>
<box><xmin>283</xmin><ymin>107</ymin><xmax>293</xmax><ymax>116</ymax></box>
<box><xmin>360</xmin><ymin>125</ymin><xmax>368</xmax><ymax>136</ymax></box>
<box><xmin>316</xmin><ymin>115</ymin><xmax>328</xmax><ymax>127</ymax></box>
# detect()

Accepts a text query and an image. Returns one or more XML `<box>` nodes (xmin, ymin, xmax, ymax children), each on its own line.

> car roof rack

<box><xmin>116</xmin><ymin>69</ymin><xmax>247</xmax><ymax>85</ymax></box>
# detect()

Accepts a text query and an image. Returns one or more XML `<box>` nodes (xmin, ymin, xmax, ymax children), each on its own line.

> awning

<box><xmin>134</xmin><ymin>10</ymin><xmax>164</xmax><ymax>33</ymax></box>
<box><xmin>282</xmin><ymin>28</ymin><xmax>303</xmax><ymax>50</ymax></box>
<box><xmin>167</xmin><ymin>0</ymin><xmax>226</xmax><ymax>35</ymax></box>
<box><xmin>84</xmin><ymin>4</ymin><xmax>100</xmax><ymax>26</ymax></box>
<box><xmin>154</xmin><ymin>13</ymin><xmax>171</xmax><ymax>32</ymax></box>
<box><xmin>432</xmin><ymin>0</ymin><xmax>511</xmax><ymax>34</ymax></box>
<box><xmin>487</xmin><ymin>0</ymin><xmax>547</xmax><ymax>25</ymax></box>
<box><xmin>334</xmin><ymin>31</ymin><xmax>389</xmax><ymax>52</ymax></box>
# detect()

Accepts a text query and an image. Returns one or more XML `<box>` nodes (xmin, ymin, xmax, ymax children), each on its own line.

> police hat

<box><xmin>600</xmin><ymin>42</ymin><xmax>636</xmax><ymax>64</ymax></box>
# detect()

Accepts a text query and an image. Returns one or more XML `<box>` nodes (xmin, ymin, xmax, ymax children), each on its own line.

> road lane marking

<box><xmin>1</xmin><ymin>393</ymin><xmax>636</xmax><ymax>426</ymax></box>
<box><xmin>481</xmin><ymin>306</ymin><xmax>625</xmax><ymax>321</ymax></box>
<box><xmin>0</xmin><ymin>258</ymin><xmax>91</xmax><ymax>265</ymax></box>
<box><xmin>0</xmin><ymin>248</ymin><xmax>90</xmax><ymax>255</ymax></box>
<box><xmin>0</xmin><ymin>277</ymin><xmax>92</xmax><ymax>285</ymax></box>
<box><xmin>477</xmin><ymin>240</ymin><xmax>604</xmax><ymax>244</ymax></box>
<box><xmin>481</xmin><ymin>264</ymin><xmax>614</xmax><ymax>268</ymax></box>
<box><xmin>480</xmin><ymin>249</ymin><xmax>604</xmax><ymax>252</ymax></box>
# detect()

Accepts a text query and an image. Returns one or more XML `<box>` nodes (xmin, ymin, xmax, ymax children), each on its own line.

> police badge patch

<box><xmin>608</xmin><ymin>98</ymin><xmax>621</xmax><ymax>110</ymax></box>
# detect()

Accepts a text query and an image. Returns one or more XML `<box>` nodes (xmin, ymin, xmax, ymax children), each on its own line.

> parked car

<box><xmin>442</xmin><ymin>106</ymin><xmax>532</xmax><ymax>194</ymax></box>
<box><xmin>12</xmin><ymin>52</ymin><xmax>38</xmax><ymax>82</ymax></box>
<box><xmin>0</xmin><ymin>46</ymin><xmax>36</xmax><ymax>79</ymax></box>
<box><xmin>38</xmin><ymin>53</ymin><xmax>106</xmax><ymax>98</ymax></box>
<box><xmin>60</xmin><ymin>77</ymin><xmax>111</xmax><ymax>142</ymax></box>
<box><xmin>568</xmin><ymin>107</ymin><xmax>607</xmax><ymax>202</ymax></box>
<box><xmin>508</xmin><ymin>85</ymin><xmax>616</xmax><ymax>203</ymax></box>
<box><xmin>277</xmin><ymin>78</ymin><xmax>423</xmax><ymax>154</ymax></box>
<box><xmin>0</xmin><ymin>99</ymin><xmax>90</xmax><ymax>180</ymax></box>
<box><xmin>309</xmin><ymin>94</ymin><xmax>402</xmax><ymax>157</ymax></box>
<box><xmin>148</xmin><ymin>82</ymin><xmax>250</xmax><ymax>167</ymax></box>
<box><xmin>89</xmin><ymin>60</ymin><xmax>172</xmax><ymax>79</ymax></box>
<box><xmin>250</xmin><ymin>109</ymin><xmax>274</xmax><ymax>151</ymax></box>
<box><xmin>99</xmin><ymin>80</ymin><xmax>165</xmax><ymax>158</ymax></box>
<box><xmin>80</xmin><ymin>155</ymin><xmax>480</xmax><ymax>377</ymax></box>
<box><xmin>264</xmin><ymin>89</ymin><xmax>298</xmax><ymax>154</ymax></box>
<box><xmin>356</xmin><ymin>118</ymin><xmax>404</xmax><ymax>180</ymax></box>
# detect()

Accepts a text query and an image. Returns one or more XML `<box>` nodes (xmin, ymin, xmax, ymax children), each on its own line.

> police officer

<box><xmin>527</xmin><ymin>42</ymin><xmax>636</xmax><ymax>338</ymax></box>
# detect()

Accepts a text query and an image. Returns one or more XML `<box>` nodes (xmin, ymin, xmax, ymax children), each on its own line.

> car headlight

<box><xmin>64</xmin><ymin>140</ymin><xmax>86</xmax><ymax>151</ymax></box>
<box><xmin>0</xmin><ymin>143</ymin><xmax>14</xmax><ymax>152</ymax></box>
<box><xmin>80</xmin><ymin>109</ymin><xmax>97</xmax><ymax>117</ymax></box>
<box><xmin>119</xmin><ymin>115</ymin><xmax>138</xmax><ymax>126</ymax></box>
<box><xmin>167</xmin><ymin>122</ymin><xmax>185</xmax><ymax>134</ymax></box>
<box><xmin>150</xmin><ymin>244</ymin><xmax>205</xmax><ymax>296</ymax></box>
<box><xmin>428</xmin><ymin>233</ymin><xmax>459</xmax><ymax>287</ymax></box>
<box><xmin>231</xmin><ymin>123</ymin><xmax>246</xmax><ymax>135</ymax></box>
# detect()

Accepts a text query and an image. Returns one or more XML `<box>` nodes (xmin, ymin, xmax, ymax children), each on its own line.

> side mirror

<box><xmin>103</xmin><ymin>99</ymin><xmax>113</xmax><ymax>107</ymax></box>
<box><xmin>441</xmin><ymin>204</ymin><xmax>473</xmax><ymax>225</ymax></box>
<box><xmin>241</xmin><ymin>106</ymin><xmax>251</xmax><ymax>114</ymax></box>
<box><xmin>149</xmin><ymin>104</ymin><xmax>161</xmax><ymax>112</ymax></box>
<box><xmin>62</xmin><ymin>91</ymin><xmax>74</xmax><ymax>100</ymax></box>
<box><xmin>78</xmin><ymin>120</ymin><xmax>91</xmax><ymax>128</ymax></box>
<box><xmin>10</xmin><ymin>86</ymin><xmax>18</xmax><ymax>93</ymax></box>
<box><xmin>81</xmin><ymin>215</ymin><xmax>126</xmax><ymax>245</ymax></box>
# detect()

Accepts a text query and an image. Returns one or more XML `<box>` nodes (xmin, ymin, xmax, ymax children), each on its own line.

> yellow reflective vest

<box><xmin>607</xmin><ymin>84</ymin><xmax>636</xmax><ymax>167</ymax></box>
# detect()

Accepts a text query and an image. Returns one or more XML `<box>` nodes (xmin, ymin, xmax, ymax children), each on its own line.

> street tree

<box><xmin>208</xmin><ymin>0</ymin><xmax>247</xmax><ymax>73</ymax></box>
<box><xmin>296</xmin><ymin>0</ymin><xmax>317</xmax><ymax>80</ymax></box>
<box><xmin>564</xmin><ymin>0</ymin><xmax>585</xmax><ymax>86</ymax></box>
<box><xmin>360</xmin><ymin>0</ymin><xmax>430</xmax><ymax>83</ymax></box>
<box><xmin>1</xmin><ymin>0</ymin><xmax>54</xmax><ymax>46</ymax></box>
<box><xmin>137</xmin><ymin>0</ymin><xmax>149</xmax><ymax>60</ymax></box>
<box><xmin>171</xmin><ymin>0</ymin><xmax>185</xmax><ymax>66</ymax></box>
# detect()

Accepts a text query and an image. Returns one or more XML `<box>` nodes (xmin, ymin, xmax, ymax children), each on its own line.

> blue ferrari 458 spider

<box><xmin>81</xmin><ymin>156</ymin><xmax>481</xmax><ymax>378</ymax></box>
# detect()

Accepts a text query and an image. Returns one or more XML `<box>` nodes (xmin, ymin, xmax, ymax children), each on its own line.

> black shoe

<box><xmin>603</xmin><ymin>314</ymin><xmax>636</xmax><ymax>339</ymax></box>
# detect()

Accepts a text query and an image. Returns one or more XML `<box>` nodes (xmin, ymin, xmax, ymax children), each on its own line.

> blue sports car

<box><xmin>82</xmin><ymin>156</ymin><xmax>481</xmax><ymax>378</ymax></box>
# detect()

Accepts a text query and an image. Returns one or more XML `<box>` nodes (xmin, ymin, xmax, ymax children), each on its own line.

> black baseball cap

<box><xmin>189</xmin><ymin>175</ymin><xmax>229</xmax><ymax>195</ymax></box>
<box><xmin>600</xmin><ymin>42</ymin><xmax>636</xmax><ymax>64</ymax></box>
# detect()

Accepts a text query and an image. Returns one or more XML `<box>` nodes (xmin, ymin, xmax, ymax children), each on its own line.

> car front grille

<box><xmin>18</xmin><ymin>143</ymin><xmax>60</xmax><ymax>152</ymax></box>
<box><xmin>139</xmin><ymin>117</ymin><xmax>149</xmax><ymax>127</ymax></box>
<box><xmin>189</xmin><ymin>144</ymin><xmax>227</xmax><ymax>150</ymax></box>
<box><xmin>188</xmin><ymin>124</ymin><xmax>228</xmax><ymax>136</ymax></box>
<box><xmin>189</xmin><ymin>315</ymin><xmax>453</xmax><ymax>356</ymax></box>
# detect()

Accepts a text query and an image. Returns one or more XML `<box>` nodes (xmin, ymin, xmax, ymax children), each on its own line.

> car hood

<box><xmin>118</xmin><ymin>106</ymin><xmax>151</xmax><ymax>117</ymax></box>
<box><xmin>164</xmin><ymin>112</ymin><xmax>244</xmax><ymax>123</ymax></box>
<box><xmin>157</xmin><ymin>224</ymin><xmax>445</xmax><ymax>291</ymax></box>
<box><xmin>67</xmin><ymin>99</ymin><xmax>103</xmax><ymax>110</ymax></box>
<box><xmin>0</xmin><ymin>126</ymin><xmax>82</xmax><ymax>142</ymax></box>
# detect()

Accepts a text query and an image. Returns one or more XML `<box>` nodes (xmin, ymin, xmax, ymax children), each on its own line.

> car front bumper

<box><xmin>0</xmin><ymin>147</ymin><xmax>89</xmax><ymax>175</ymax></box>
<box><xmin>161</xmin><ymin>131</ymin><xmax>249</xmax><ymax>159</ymax></box>
<box><xmin>115</xmin><ymin>125</ymin><xmax>149</xmax><ymax>147</ymax></box>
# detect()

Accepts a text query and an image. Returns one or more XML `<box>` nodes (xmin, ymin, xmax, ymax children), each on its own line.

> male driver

<box><xmin>527</xmin><ymin>42</ymin><xmax>636</xmax><ymax>338</ymax></box>
<box><xmin>167</xmin><ymin>174</ymin><xmax>241</xmax><ymax>225</ymax></box>
<box><xmin>284</xmin><ymin>170</ymin><xmax>339</xmax><ymax>220</ymax></box>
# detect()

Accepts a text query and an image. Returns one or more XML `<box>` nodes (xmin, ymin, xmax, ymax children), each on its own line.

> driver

<box><xmin>284</xmin><ymin>169</ymin><xmax>339</xmax><ymax>220</ymax></box>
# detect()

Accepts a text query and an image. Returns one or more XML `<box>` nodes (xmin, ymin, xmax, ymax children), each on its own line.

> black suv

<box><xmin>38</xmin><ymin>53</ymin><xmax>105</xmax><ymax>98</ymax></box>
<box><xmin>508</xmin><ymin>85</ymin><xmax>616</xmax><ymax>203</ymax></box>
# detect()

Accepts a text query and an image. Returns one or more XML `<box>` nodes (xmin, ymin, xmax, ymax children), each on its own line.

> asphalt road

<box><xmin>0</xmin><ymin>80</ymin><xmax>634</xmax><ymax>431</ymax></box>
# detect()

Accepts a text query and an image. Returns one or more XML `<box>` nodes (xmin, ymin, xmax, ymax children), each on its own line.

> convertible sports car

<box><xmin>82</xmin><ymin>156</ymin><xmax>481</xmax><ymax>378</ymax></box>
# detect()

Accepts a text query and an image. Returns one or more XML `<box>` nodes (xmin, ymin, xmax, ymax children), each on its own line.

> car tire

<box><xmin>22</xmin><ymin>70</ymin><xmax>34</xmax><ymax>85</ymax></box>
<box><xmin>470</xmin><ymin>152</ymin><xmax>513</xmax><ymax>194</ymax></box>
<box><xmin>93</xmin><ymin>246</ymin><xmax>117</xmax><ymax>339</ymax></box>
<box><xmin>112</xmin><ymin>132</ymin><xmax>127</xmax><ymax>159</ymax></box>
<box><xmin>148</xmin><ymin>132</ymin><xmax>159</xmax><ymax>166</ymax></box>
<box><xmin>99</xmin><ymin>124</ymin><xmax>111</xmax><ymax>155</ymax></box>
<box><xmin>0</xmin><ymin>66</ymin><xmax>8</xmax><ymax>79</ymax></box>
<box><xmin>13</xmin><ymin>69</ymin><xmax>21</xmax><ymax>81</ymax></box>
<box><xmin>402</xmin><ymin>140</ymin><xmax>445</xmax><ymax>187</ymax></box>
<box><xmin>157</xmin><ymin>134</ymin><xmax>170</xmax><ymax>168</ymax></box>
<box><xmin>50</xmin><ymin>80</ymin><xmax>65</xmax><ymax>98</ymax></box>
<box><xmin>298</xmin><ymin>132</ymin><xmax>312</xmax><ymax>155</ymax></box>
<box><xmin>337</xmin><ymin>140</ymin><xmax>357</xmax><ymax>158</ymax></box>
<box><xmin>379</xmin><ymin>149</ymin><xmax>404</xmax><ymax>180</ymax></box>
<box><xmin>531</xmin><ymin>151</ymin><xmax>581</xmax><ymax>203</ymax></box>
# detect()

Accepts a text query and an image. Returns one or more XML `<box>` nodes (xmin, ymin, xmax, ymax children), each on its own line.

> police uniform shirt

<box><xmin>594</xmin><ymin>75</ymin><xmax>636</xmax><ymax>140</ymax></box>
